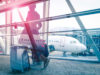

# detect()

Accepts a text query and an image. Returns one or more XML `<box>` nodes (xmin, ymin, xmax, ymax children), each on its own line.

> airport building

<box><xmin>73</xmin><ymin>28</ymin><xmax>100</xmax><ymax>52</ymax></box>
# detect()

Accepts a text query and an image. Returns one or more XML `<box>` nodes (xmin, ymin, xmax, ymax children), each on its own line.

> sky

<box><xmin>0</xmin><ymin>0</ymin><xmax>100</xmax><ymax>30</ymax></box>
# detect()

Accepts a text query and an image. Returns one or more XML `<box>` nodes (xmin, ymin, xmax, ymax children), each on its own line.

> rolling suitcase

<box><xmin>10</xmin><ymin>46</ymin><xmax>30</xmax><ymax>72</ymax></box>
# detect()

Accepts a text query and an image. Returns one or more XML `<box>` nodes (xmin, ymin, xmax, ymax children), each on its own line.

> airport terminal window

<box><xmin>49</xmin><ymin>0</ymin><xmax>71</xmax><ymax>17</ymax></box>
<box><xmin>49</xmin><ymin>0</ymin><xmax>100</xmax><ymax>31</ymax></box>
<box><xmin>0</xmin><ymin>13</ymin><xmax>5</xmax><ymax>25</ymax></box>
<box><xmin>70</xmin><ymin>0</ymin><xmax>100</xmax><ymax>12</ymax></box>
<box><xmin>12</xmin><ymin>3</ymin><xmax>43</xmax><ymax>23</ymax></box>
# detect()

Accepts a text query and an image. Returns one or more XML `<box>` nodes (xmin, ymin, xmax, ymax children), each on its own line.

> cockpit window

<box><xmin>70</xmin><ymin>41</ymin><xmax>77</xmax><ymax>44</ymax></box>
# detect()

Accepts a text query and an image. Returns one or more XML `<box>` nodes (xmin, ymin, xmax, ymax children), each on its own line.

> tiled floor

<box><xmin>0</xmin><ymin>55</ymin><xmax>100</xmax><ymax>75</ymax></box>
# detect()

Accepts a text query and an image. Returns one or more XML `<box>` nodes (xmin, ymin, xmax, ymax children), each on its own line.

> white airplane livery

<box><xmin>48</xmin><ymin>35</ymin><xmax>87</xmax><ymax>54</ymax></box>
<box><xmin>11</xmin><ymin>29</ymin><xmax>87</xmax><ymax>55</ymax></box>
<box><xmin>0</xmin><ymin>33</ymin><xmax>87</xmax><ymax>55</ymax></box>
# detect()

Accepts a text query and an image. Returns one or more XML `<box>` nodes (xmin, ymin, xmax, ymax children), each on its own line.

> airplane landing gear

<box><xmin>63</xmin><ymin>51</ymin><xmax>66</xmax><ymax>57</ymax></box>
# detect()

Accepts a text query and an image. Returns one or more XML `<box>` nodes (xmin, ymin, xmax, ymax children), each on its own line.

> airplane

<box><xmin>48</xmin><ymin>35</ymin><xmax>87</xmax><ymax>56</ymax></box>
<box><xmin>0</xmin><ymin>29</ymin><xmax>87</xmax><ymax>56</ymax></box>
<box><xmin>18</xmin><ymin>34</ymin><xmax>87</xmax><ymax>55</ymax></box>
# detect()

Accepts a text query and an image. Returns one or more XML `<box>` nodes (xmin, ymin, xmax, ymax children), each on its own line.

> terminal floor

<box><xmin>0</xmin><ymin>55</ymin><xmax>100</xmax><ymax>75</ymax></box>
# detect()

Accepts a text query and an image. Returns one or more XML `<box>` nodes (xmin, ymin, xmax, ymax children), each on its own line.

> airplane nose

<box><xmin>81</xmin><ymin>44</ymin><xmax>87</xmax><ymax>50</ymax></box>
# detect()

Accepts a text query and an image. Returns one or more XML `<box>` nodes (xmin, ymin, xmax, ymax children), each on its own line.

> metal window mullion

<box><xmin>0</xmin><ymin>0</ymin><xmax>48</xmax><ymax>13</ymax></box>
<box><xmin>5</xmin><ymin>1</ymin><xmax>12</xmax><ymax>55</ymax></box>
<box><xmin>43</xmin><ymin>0</ymin><xmax>50</xmax><ymax>45</ymax></box>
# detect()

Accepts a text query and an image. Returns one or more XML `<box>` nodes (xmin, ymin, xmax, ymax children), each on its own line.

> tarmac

<box><xmin>0</xmin><ymin>55</ymin><xmax>100</xmax><ymax>75</ymax></box>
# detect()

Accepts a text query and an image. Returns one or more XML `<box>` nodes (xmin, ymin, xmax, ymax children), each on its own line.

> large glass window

<box><xmin>70</xmin><ymin>0</ymin><xmax>100</xmax><ymax>12</ymax></box>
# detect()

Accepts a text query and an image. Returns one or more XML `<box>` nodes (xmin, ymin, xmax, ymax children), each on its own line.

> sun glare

<box><xmin>12</xmin><ymin>7</ymin><xmax>29</xmax><ymax>23</ymax></box>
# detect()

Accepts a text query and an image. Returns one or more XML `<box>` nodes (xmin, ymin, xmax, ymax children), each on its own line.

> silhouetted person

<box><xmin>24</xmin><ymin>3</ymin><xmax>49</xmax><ymax>67</ymax></box>
<box><xmin>22</xmin><ymin>4</ymin><xmax>42</xmax><ymax>34</ymax></box>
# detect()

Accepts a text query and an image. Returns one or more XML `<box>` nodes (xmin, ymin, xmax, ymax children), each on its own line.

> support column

<box><xmin>42</xmin><ymin>0</ymin><xmax>50</xmax><ymax>44</ymax></box>
<box><xmin>5</xmin><ymin>1</ymin><xmax>12</xmax><ymax>55</ymax></box>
